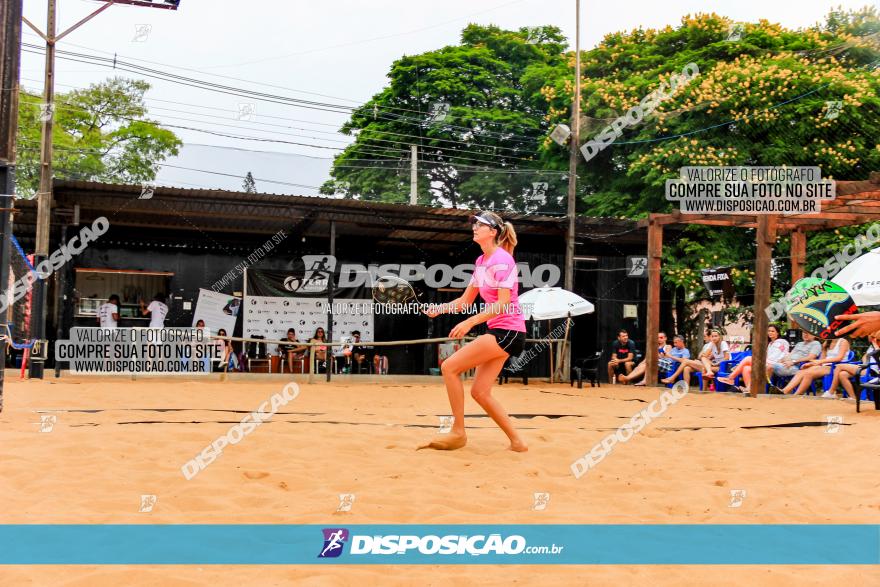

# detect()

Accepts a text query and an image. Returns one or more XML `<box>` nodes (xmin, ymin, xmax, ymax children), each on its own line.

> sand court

<box><xmin>1</xmin><ymin>374</ymin><xmax>879</xmax><ymax>584</ymax></box>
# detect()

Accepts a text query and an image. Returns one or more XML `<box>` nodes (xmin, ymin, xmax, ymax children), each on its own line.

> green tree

<box><xmin>15</xmin><ymin>77</ymin><xmax>182</xmax><ymax>196</ymax></box>
<box><xmin>242</xmin><ymin>171</ymin><xmax>257</xmax><ymax>193</ymax></box>
<box><xmin>321</xmin><ymin>24</ymin><xmax>567</xmax><ymax>210</ymax></box>
<box><xmin>535</xmin><ymin>8</ymin><xmax>880</xmax><ymax>300</ymax></box>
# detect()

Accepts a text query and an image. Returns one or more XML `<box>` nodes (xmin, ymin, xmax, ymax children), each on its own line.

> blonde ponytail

<box><xmin>497</xmin><ymin>221</ymin><xmax>517</xmax><ymax>254</ymax></box>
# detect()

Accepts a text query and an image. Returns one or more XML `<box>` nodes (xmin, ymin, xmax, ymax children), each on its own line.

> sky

<box><xmin>18</xmin><ymin>0</ymin><xmax>874</xmax><ymax>195</ymax></box>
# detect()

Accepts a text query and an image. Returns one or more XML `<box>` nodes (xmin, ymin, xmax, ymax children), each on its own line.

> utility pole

<box><xmin>409</xmin><ymin>145</ymin><xmax>418</xmax><ymax>205</ymax></box>
<box><xmin>0</xmin><ymin>0</ymin><xmax>24</xmax><ymax>409</ymax></box>
<box><xmin>22</xmin><ymin>0</ymin><xmax>180</xmax><ymax>378</ymax></box>
<box><xmin>560</xmin><ymin>0</ymin><xmax>581</xmax><ymax>382</ymax></box>
<box><xmin>565</xmin><ymin>0</ymin><xmax>580</xmax><ymax>292</ymax></box>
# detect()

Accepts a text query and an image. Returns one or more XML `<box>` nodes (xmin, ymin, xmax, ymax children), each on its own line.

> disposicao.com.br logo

<box><xmin>317</xmin><ymin>528</ymin><xmax>564</xmax><ymax>558</ymax></box>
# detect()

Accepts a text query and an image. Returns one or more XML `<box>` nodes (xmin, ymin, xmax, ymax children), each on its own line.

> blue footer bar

<box><xmin>1</xmin><ymin>525</ymin><xmax>878</xmax><ymax>564</ymax></box>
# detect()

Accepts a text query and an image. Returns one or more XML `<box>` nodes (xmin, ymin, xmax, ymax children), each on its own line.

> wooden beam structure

<box><xmin>750</xmin><ymin>215</ymin><xmax>777</xmax><ymax>397</ymax></box>
<box><xmin>638</xmin><ymin>172</ymin><xmax>880</xmax><ymax>390</ymax></box>
<box><xmin>645</xmin><ymin>215</ymin><xmax>663</xmax><ymax>386</ymax></box>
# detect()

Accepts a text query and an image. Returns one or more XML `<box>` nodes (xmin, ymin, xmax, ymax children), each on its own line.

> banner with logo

<box><xmin>2</xmin><ymin>524</ymin><xmax>879</xmax><ymax>564</ymax></box>
<box><xmin>700</xmin><ymin>267</ymin><xmax>734</xmax><ymax>299</ymax></box>
<box><xmin>243</xmin><ymin>295</ymin><xmax>374</xmax><ymax>348</ymax></box>
<box><xmin>191</xmin><ymin>288</ymin><xmax>240</xmax><ymax>335</ymax></box>
<box><xmin>247</xmin><ymin>263</ymin><xmax>367</xmax><ymax>299</ymax></box>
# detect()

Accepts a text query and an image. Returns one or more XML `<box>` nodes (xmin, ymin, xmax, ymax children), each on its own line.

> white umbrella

<box><xmin>834</xmin><ymin>248</ymin><xmax>880</xmax><ymax>307</ymax></box>
<box><xmin>517</xmin><ymin>287</ymin><xmax>594</xmax><ymax>383</ymax></box>
<box><xmin>518</xmin><ymin>287</ymin><xmax>595</xmax><ymax>320</ymax></box>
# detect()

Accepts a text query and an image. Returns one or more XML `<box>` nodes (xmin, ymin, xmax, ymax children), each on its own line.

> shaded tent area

<box><xmin>10</xmin><ymin>179</ymin><xmax>650</xmax><ymax>376</ymax></box>
<box><xmin>638</xmin><ymin>172</ymin><xmax>880</xmax><ymax>394</ymax></box>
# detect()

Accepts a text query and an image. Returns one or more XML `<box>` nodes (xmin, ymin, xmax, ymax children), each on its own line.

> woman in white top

<box><xmin>781</xmin><ymin>336</ymin><xmax>850</xmax><ymax>395</ymax></box>
<box><xmin>696</xmin><ymin>329</ymin><xmax>731</xmax><ymax>379</ymax></box>
<box><xmin>718</xmin><ymin>325</ymin><xmax>789</xmax><ymax>392</ymax></box>
<box><xmin>823</xmin><ymin>335</ymin><xmax>878</xmax><ymax>399</ymax></box>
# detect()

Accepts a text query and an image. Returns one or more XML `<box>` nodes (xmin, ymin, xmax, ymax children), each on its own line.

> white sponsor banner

<box><xmin>243</xmin><ymin>296</ymin><xmax>374</xmax><ymax>352</ymax></box>
<box><xmin>192</xmin><ymin>289</ymin><xmax>240</xmax><ymax>335</ymax></box>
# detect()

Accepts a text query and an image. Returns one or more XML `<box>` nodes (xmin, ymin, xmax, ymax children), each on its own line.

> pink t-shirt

<box><xmin>469</xmin><ymin>247</ymin><xmax>526</xmax><ymax>332</ymax></box>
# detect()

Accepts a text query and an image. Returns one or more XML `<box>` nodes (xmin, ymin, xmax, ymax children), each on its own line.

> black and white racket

<box><xmin>371</xmin><ymin>275</ymin><xmax>427</xmax><ymax>308</ymax></box>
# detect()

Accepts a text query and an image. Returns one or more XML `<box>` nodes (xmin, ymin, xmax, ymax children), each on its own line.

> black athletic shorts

<box><xmin>487</xmin><ymin>328</ymin><xmax>526</xmax><ymax>357</ymax></box>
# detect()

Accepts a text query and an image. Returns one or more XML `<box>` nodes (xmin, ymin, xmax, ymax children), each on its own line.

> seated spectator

<box><xmin>662</xmin><ymin>330</ymin><xmax>729</xmax><ymax>385</ymax></box>
<box><xmin>278</xmin><ymin>328</ymin><xmax>308</xmax><ymax>372</ymax></box>
<box><xmin>350</xmin><ymin>330</ymin><xmax>372</xmax><ymax>373</ymax></box>
<box><xmin>658</xmin><ymin>335</ymin><xmax>692</xmax><ymax>383</ymax></box>
<box><xmin>620</xmin><ymin>331</ymin><xmax>671</xmax><ymax>385</ymax></box>
<box><xmin>215</xmin><ymin>328</ymin><xmax>239</xmax><ymax>372</ymax></box>
<box><xmin>769</xmin><ymin>330</ymin><xmax>822</xmax><ymax>387</ymax></box>
<box><xmin>779</xmin><ymin>336</ymin><xmax>850</xmax><ymax>395</ymax></box>
<box><xmin>697</xmin><ymin>329</ymin><xmax>731</xmax><ymax>379</ymax></box>
<box><xmin>823</xmin><ymin>335</ymin><xmax>879</xmax><ymax>399</ymax></box>
<box><xmin>718</xmin><ymin>325</ymin><xmax>788</xmax><ymax>392</ymax></box>
<box><xmin>607</xmin><ymin>329</ymin><xmax>637</xmax><ymax>384</ymax></box>
<box><xmin>310</xmin><ymin>327</ymin><xmax>329</xmax><ymax>373</ymax></box>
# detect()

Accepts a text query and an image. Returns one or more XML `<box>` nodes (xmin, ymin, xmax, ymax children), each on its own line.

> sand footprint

<box><xmin>243</xmin><ymin>471</ymin><xmax>270</xmax><ymax>480</ymax></box>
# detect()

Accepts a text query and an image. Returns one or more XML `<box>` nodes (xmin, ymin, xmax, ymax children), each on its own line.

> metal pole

<box><xmin>409</xmin><ymin>145</ymin><xmax>418</xmax><ymax>205</ymax></box>
<box><xmin>326</xmin><ymin>220</ymin><xmax>335</xmax><ymax>382</ymax></box>
<box><xmin>29</xmin><ymin>0</ymin><xmax>57</xmax><ymax>378</ymax></box>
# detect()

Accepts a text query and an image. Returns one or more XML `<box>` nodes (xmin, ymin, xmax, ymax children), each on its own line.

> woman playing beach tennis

<box><xmin>420</xmin><ymin>210</ymin><xmax>527</xmax><ymax>452</ymax></box>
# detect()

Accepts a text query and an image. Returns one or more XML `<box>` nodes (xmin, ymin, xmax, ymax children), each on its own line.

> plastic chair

<box><xmin>808</xmin><ymin>351</ymin><xmax>856</xmax><ymax>396</ymax></box>
<box><xmin>855</xmin><ymin>349</ymin><xmax>880</xmax><ymax>412</ymax></box>
<box><xmin>571</xmin><ymin>352</ymin><xmax>602</xmax><ymax>389</ymax></box>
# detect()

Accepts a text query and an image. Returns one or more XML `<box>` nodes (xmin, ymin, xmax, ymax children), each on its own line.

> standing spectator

<box><xmin>607</xmin><ymin>329</ymin><xmax>637</xmax><ymax>384</ymax></box>
<box><xmin>140</xmin><ymin>293</ymin><xmax>169</xmax><ymax>327</ymax></box>
<box><xmin>97</xmin><ymin>294</ymin><xmax>120</xmax><ymax>328</ymax></box>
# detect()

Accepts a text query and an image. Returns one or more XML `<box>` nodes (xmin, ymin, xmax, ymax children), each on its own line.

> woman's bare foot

<box><xmin>417</xmin><ymin>432</ymin><xmax>467</xmax><ymax>451</ymax></box>
<box><xmin>660</xmin><ymin>376</ymin><xmax>674</xmax><ymax>384</ymax></box>
<box><xmin>509</xmin><ymin>439</ymin><xmax>528</xmax><ymax>452</ymax></box>
<box><xmin>717</xmin><ymin>376</ymin><xmax>734</xmax><ymax>385</ymax></box>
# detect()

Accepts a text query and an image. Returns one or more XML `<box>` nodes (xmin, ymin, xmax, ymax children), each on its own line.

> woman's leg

<box><xmin>470</xmin><ymin>354</ymin><xmax>527</xmax><ymax>451</ymax></box>
<box><xmin>700</xmin><ymin>356</ymin><xmax>715</xmax><ymax>376</ymax></box>
<box><xmin>741</xmin><ymin>364</ymin><xmax>753</xmax><ymax>390</ymax></box>
<box><xmin>719</xmin><ymin>357</ymin><xmax>752</xmax><ymax>384</ymax></box>
<box><xmin>828</xmin><ymin>364</ymin><xmax>857</xmax><ymax>397</ymax></box>
<box><xmin>781</xmin><ymin>371</ymin><xmax>804</xmax><ymax>394</ymax></box>
<box><xmin>793</xmin><ymin>367</ymin><xmax>829</xmax><ymax>395</ymax></box>
<box><xmin>420</xmin><ymin>335</ymin><xmax>508</xmax><ymax>450</ymax></box>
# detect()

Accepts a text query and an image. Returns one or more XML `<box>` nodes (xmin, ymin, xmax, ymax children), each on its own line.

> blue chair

<box><xmin>715</xmin><ymin>351</ymin><xmax>751</xmax><ymax>392</ymax></box>
<box><xmin>855</xmin><ymin>350</ymin><xmax>880</xmax><ymax>412</ymax></box>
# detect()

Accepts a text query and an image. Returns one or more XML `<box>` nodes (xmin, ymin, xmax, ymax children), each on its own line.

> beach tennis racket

<box><xmin>371</xmin><ymin>275</ymin><xmax>430</xmax><ymax>313</ymax></box>
<box><xmin>786</xmin><ymin>278</ymin><xmax>859</xmax><ymax>340</ymax></box>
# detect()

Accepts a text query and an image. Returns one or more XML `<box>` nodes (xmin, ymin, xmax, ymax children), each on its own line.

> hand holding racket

<box><xmin>786</xmin><ymin>278</ymin><xmax>858</xmax><ymax>340</ymax></box>
<box><xmin>835</xmin><ymin>311</ymin><xmax>880</xmax><ymax>338</ymax></box>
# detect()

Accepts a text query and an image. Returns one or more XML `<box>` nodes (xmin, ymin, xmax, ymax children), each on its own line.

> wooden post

<box><xmin>645</xmin><ymin>216</ymin><xmax>663</xmax><ymax>386</ymax></box>
<box><xmin>791</xmin><ymin>229</ymin><xmax>806</xmax><ymax>283</ymax></box>
<box><xmin>750</xmin><ymin>215</ymin><xmax>777</xmax><ymax>397</ymax></box>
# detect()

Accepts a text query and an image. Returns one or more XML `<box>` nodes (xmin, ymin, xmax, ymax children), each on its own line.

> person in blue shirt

<box><xmin>659</xmin><ymin>335</ymin><xmax>692</xmax><ymax>384</ymax></box>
